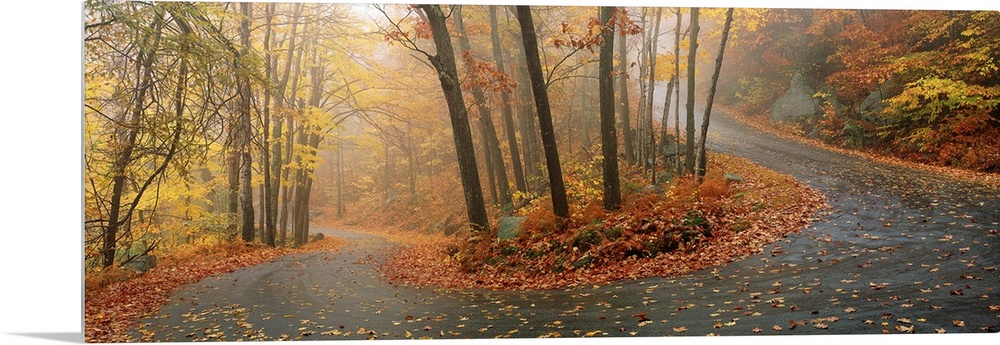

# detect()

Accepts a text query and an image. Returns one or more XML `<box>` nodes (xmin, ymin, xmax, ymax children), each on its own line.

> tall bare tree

<box><xmin>453</xmin><ymin>6</ymin><xmax>512</xmax><ymax>208</ymax></box>
<box><xmin>599</xmin><ymin>7</ymin><xmax>621</xmax><ymax>211</ymax></box>
<box><xmin>238</xmin><ymin>2</ymin><xmax>255</xmax><ymax>243</ymax></box>
<box><xmin>616</xmin><ymin>10</ymin><xmax>635</xmax><ymax>165</ymax></box>
<box><xmin>489</xmin><ymin>6</ymin><xmax>527</xmax><ymax>193</ymax></box>
<box><xmin>684</xmin><ymin>8</ymin><xmax>700</xmax><ymax>174</ymax></box>
<box><xmin>695</xmin><ymin>8</ymin><xmax>734</xmax><ymax>181</ymax></box>
<box><xmin>515</xmin><ymin>5</ymin><xmax>569</xmax><ymax>218</ymax></box>
<box><xmin>415</xmin><ymin>4</ymin><xmax>490</xmax><ymax>231</ymax></box>
<box><xmin>673</xmin><ymin>8</ymin><xmax>683</xmax><ymax>175</ymax></box>
<box><xmin>644</xmin><ymin>7</ymin><xmax>662</xmax><ymax>181</ymax></box>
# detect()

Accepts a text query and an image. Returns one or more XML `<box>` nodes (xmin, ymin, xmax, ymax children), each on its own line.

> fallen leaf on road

<box><xmin>632</xmin><ymin>312</ymin><xmax>650</xmax><ymax>322</ymax></box>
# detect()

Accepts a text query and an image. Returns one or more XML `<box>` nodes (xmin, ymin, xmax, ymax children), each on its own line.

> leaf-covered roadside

<box><xmin>380</xmin><ymin>154</ymin><xmax>827</xmax><ymax>290</ymax></box>
<box><xmin>717</xmin><ymin>104</ymin><xmax>1000</xmax><ymax>186</ymax></box>
<box><xmin>84</xmin><ymin>237</ymin><xmax>346</xmax><ymax>343</ymax></box>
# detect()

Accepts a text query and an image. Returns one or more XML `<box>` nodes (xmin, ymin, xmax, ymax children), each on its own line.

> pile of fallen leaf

<box><xmin>381</xmin><ymin>154</ymin><xmax>827</xmax><ymax>290</ymax></box>
<box><xmin>84</xmin><ymin>237</ymin><xmax>345</xmax><ymax>342</ymax></box>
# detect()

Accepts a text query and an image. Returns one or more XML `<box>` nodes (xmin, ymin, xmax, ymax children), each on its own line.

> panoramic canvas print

<box><xmin>83</xmin><ymin>1</ymin><xmax>1000</xmax><ymax>342</ymax></box>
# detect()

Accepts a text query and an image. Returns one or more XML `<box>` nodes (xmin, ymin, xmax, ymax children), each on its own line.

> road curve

<box><xmin>135</xmin><ymin>90</ymin><xmax>999</xmax><ymax>340</ymax></box>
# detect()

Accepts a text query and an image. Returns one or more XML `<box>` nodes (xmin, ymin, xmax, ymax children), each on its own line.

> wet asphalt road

<box><xmin>135</xmin><ymin>89</ymin><xmax>999</xmax><ymax>340</ymax></box>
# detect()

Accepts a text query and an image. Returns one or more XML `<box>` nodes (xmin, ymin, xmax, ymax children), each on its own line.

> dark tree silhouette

<box><xmin>599</xmin><ymin>7</ymin><xmax>621</xmax><ymax>211</ymax></box>
<box><xmin>515</xmin><ymin>5</ymin><xmax>569</xmax><ymax>218</ymax></box>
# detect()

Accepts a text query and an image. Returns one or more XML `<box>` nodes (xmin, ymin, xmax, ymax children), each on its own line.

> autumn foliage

<box><xmin>719</xmin><ymin>9</ymin><xmax>1000</xmax><ymax>173</ymax></box>
<box><xmin>379</xmin><ymin>154</ymin><xmax>826</xmax><ymax>290</ymax></box>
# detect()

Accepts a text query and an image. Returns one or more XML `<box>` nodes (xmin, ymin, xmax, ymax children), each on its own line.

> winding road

<box><xmin>135</xmin><ymin>89</ymin><xmax>999</xmax><ymax>340</ymax></box>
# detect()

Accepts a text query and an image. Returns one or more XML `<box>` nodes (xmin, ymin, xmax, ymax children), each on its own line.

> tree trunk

<box><xmin>454</xmin><ymin>6</ymin><xmax>512</xmax><ymax>208</ymax></box>
<box><xmin>336</xmin><ymin>136</ymin><xmax>345</xmax><ymax>218</ymax></box>
<box><xmin>257</xmin><ymin>184</ymin><xmax>265</xmax><ymax>239</ymax></box>
<box><xmin>695</xmin><ymin>8</ymin><xmax>734</xmax><ymax>181</ymax></box>
<box><xmin>261</xmin><ymin>2</ymin><xmax>277</xmax><ymax>247</ymax></box>
<box><xmin>291</xmin><ymin>124</ymin><xmax>308</xmax><ymax>246</ymax></box>
<box><xmin>684</xmin><ymin>8</ymin><xmax>700</xmax><ymax>175</ymax></box>
<box><xmin>279</xmin><ymin>34</ymin><xmax>306</xmax><ymax>246</ymax></box>
<box><xmin>102</xmin><ymin>11</ymin><xmax>165</xmax><ymax>267</ymax></box>
<box><xmin>489</xmin><ymin>6</ymin><xmax>527</xmax><ymax>194</ymax></box>
<box><xmin>581</xmin><ymin>67</ymin><xmax>595</xmax><ymax>150</ymax></box>
<box><xmin>271</xmin><ymin>4</ymin><xmax>303</xmax><ymax>244</ymax></box>
<box><xmin>516</xmin><ymin>5</ymin><xmax>569</xmax><ymax>218</ymax></box>
<box><xmin>516</xmin><ymin>55</ymin><xmax>543</xmax><ymax>185</ymax></box>
<box><xmin>478</xmin><ymin>121</ymin><xmax>498</xmax><ymax>204</ymax></box>
<box><xmin>296</xmin><ymin>168</ymin><xmax>315</xmax><ymax>245</ymax></box>
<box><xmin>292</xmin><ymin>41</ymin><xmax>326</xmax><ymax>246</ymax></box>
<box><xmin>406</xmin><ymin>122</ymin><xmax>416</xmax><ymax>195</ymax></box>
<box><xmin>673</xmin><ymin>8</ymin><xmax>683</xmax><ymax>175</ymax></box>
<box><xmin>383</xmin><ymin>143</ymin><xmax>391</xmax><ymax>202</ymax></box>
<box><xmin>616</xmin><ymin>14</ymin><xmax>635</xmax><ymax>165</ymax></box>
<box><xmin>417</xmin><ymin>4</ymin><xmax>489</xmax><ymax>232</ymax></box>
<box><xmin>238</xmin><ymin>2</ymin><xmax>255</xmax><ymax>243</ymax></box>
<box><xmin>227</xmin><ymin>150</ymin><xmax>240</xmax><ymax>239</ymax></box>
<box><xmin>645</xmin><ymin>8</ymin><xmax>662</xmax><ymax>180</ymax></box>
<box><xmin>599</xmin><ymin>7</ymin><xmax>621</xmax><ymax>211</ymax></box>
<box><xmin>636</xmin><ymin>9</ymin><xmax>649</xmax><ymax>167</ymax></box>
<box><xmin>278</xmin><ymin>120</ymin><xmax>294</xmax><ymax>245</ymax></box>
<box><xmin>658</xmin><ymin>75</ymin><xmax>676</xmax><ymax>151</ymax></box>
<box><xmin>296</xmin><ymin>132</ymin><xmax>322</xmax><ymax>245</ymax></box>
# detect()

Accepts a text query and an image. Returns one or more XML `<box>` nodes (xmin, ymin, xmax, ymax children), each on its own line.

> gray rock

<box><xmin>312</xmin><ymin>232</ymin><xmax>325</xmax><ymax>242</ymax></box>
<box><xmin>724</xmin><ymin>173</ymin><xmax>743</xmax><ymax>184</ymax></box>
<box><xmin>498</xmin><ymin>216</ymin><xmax>526</xmax><ymax>240</ymax></box>
<box><xmin>858</xmin><ymin>79</ymin><xmax>893</xmax><ymax>115</ymax></box>
<box><xmin>770</xmin><ymin>73</ymin><xmax>821</xmax><ymax>123</ymax></box>
<box><xmin>123</xmin><ymin>255</ymin><xmax>157</xmax><ymax>273</ymax></box>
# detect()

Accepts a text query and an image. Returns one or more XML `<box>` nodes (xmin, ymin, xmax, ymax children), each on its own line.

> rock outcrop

<box><xmin>770</xmin><ymin>73</ymin><xmax>821</xmax><ymax>123</ymax></box>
